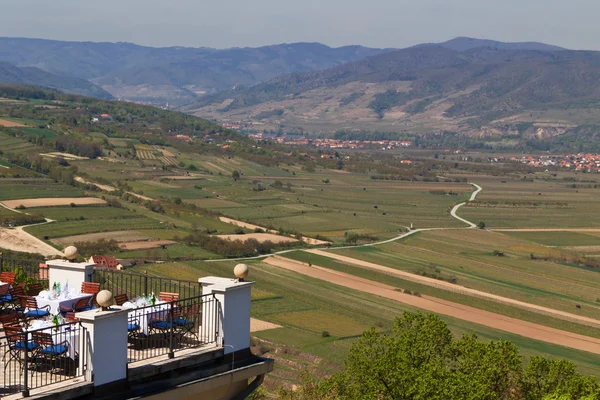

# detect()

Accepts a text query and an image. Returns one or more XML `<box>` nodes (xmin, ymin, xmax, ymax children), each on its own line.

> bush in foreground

<box><xmin>278</xmin><ymin>312</ymin><xmax>600</xmax><ymax>400</ymax></box>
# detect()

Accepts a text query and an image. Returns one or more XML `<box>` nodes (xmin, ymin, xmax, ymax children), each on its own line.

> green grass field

<box><xmin>503</xmin><ymin>231</ymin><xmax>600</xmax><ymax>246</ymax></box>
<box><xmin>459</xmin><ymin>174</ymin><xmax>600</xmax><ymax>228</ymax></box>
<box><xmin>25</xmin><ymin>215</ymin><xmax>164</xmax><ymax>239</ymax></box>
<box><xmin>140</xmin><ymin>258</ymin><xmax>600</xmax><ymax>377</ymax></box>
<box><xmin>15</xmin><ymin>127</ymin><xmax>58</xmax><ymax>138</ymax></box>
<box><xmin>0</xmin><ymin>179</ymin><xmax>84</xmax><ymax>201</ymax></box>
<box><xmin>327</xmin><ymin>230</ymin><xmax>600</xmax><ymax>319</ymax></box>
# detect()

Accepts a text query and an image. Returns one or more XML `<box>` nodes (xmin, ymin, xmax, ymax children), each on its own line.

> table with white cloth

<box><xmin>27</xmin><ymin>320</ymin><xmax>80</xmax><ymax>360</ymax></box>
<box><xmin>35</xmin><ymin>291</ymin><xmax>93</xmax><ymax>314</ymax></box>
<box><xmin>124</xmin><ymin>301</ymin><xmax>170</xmax><ymax>336</ymax></box>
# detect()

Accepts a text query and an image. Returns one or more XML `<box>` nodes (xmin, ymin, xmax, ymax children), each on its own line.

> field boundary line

<box><xmin>263</xmin><ymin>255</ymin><xmax>600</xmax><ymax>355</ymax></box>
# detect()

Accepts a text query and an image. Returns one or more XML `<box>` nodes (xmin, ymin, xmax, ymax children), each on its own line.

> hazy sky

<box><xmin>1</xmin><ymin>0</ymin><xmax>598</xmax><ymax>50</ymax></box>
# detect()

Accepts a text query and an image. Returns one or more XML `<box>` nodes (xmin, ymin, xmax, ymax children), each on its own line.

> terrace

<box><xmin>0</xmin><ymin>256</ymin><xmax>272</xmax><ymax>399</ymax></box>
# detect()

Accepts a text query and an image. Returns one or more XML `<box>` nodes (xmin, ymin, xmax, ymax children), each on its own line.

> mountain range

<box><xmin>0</xmin><ymin>38</ymin><xmax>385</xmax><ymax>104</ymax></box>
<box><xmin>0</xmin><ymin>61</ymin><xmax>112</xmax><ymax>99</ymax></box>
<box><xmin>4</xmin><ymin>36</ymin><xmax>600</xmax><ymax>147</ymax></box>
<box><xmin>187</xmin><ymin>40</ymin><xmax>600</xmax><ymax>143</ymax></box>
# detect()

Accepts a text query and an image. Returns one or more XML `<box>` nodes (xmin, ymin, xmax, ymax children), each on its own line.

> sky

<box><xmin>1</xmin><ymin>0</ymin><xmax>599</xmax><ymax>50</ymax></box>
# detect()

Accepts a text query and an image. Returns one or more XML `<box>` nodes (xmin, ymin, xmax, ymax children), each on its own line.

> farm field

<box><xmin>0</xmin><ymin>132</ymin><xmax>42</xmax><ymax>154</ymax></box>
<box><xmin>502</xmin><ymin>230</ymin><xmax>600</xmax><ymax>246</ymax></box>
<box><xmin>0</xmin><ymin>179</ymin><xmax>83</xmax><ymax>201</ymax></box>
<box><xmin>24</xmin><ymin>214</ymin><xmax>164</xmax><ymax>240</ymax></box>
<box><xmin>325</xmin><ymin>229</ymin><xmax>600</xmax><ymax>320</ymax></box>
<box><xmin>2</xmin><ymin>197</ymin><xmax>105</xmax><ymax>208</ymax></box>
<box><xmin>459</xmin><ymin>174</ymin><xmax>600</xmax><ymax>228</ymax></box>
<box><xmin>136</xmin><ymin>258</ymin><xmax>600</xmax><ymax>378</ymax></box>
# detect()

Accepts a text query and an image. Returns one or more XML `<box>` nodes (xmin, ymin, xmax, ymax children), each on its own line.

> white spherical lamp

<box><xmin>234</xmin><ymin>263</ymin><xmax>249</xmax><ymax>281</ymax></box>
<box><xmin>96</xmin><ymin>290</ymin><xmax>114</xmax><ymax>311</ymax></box>
<box><xmin>64</xmin><ymin>246</ymin><xmax>78</xmax><ymax>261</ymax></box>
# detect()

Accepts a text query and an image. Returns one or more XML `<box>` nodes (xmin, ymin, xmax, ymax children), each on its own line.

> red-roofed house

<box><xmin>89</xmin><ymin>255</ymin><xmax>119</xmax><ymax>269</ymax></box>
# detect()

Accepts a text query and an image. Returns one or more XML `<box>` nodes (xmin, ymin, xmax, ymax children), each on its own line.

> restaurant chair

<box><xmin>3</xmin><ymin>325</ymin><xmax>40</xmax><ymax>371</ymax></box>
<box><xmin>0</xmin><ymin>272</ymin><xmax>16</xmax><ymax>285</ymax></box>
<box><xmin>159</xmin><ymin>292</ymin><xmax>179</xmax><ymax>303</ymax></box>
<box><xmin>149</xmin><ymin>309</ymin><xmax>180</xmax><ymax>346</ymax></box>
<box><xmin>64</xmin><ymin>312</ymin><xmax>78</xmax><ymax>322</ymax></box>
<box><xmin>18</xmin><ymin>296</ymin><xmax>50</xmax><ymax>324</ymax></box>
<box><xmin>0</xmin><ymin>284</ymin><xmax>11</xmax><ymax>311</ymax></box>
<box><xmin>174</xmin><ymin>303</ymin><xmax>200</xmax><ymax>342</ymax></box>
<box><xmin>59</xmin><ymin>296</ymin><xmax>93</xmax><ymax>316</ymax></box>
<box><xmin>6</xmin><ymin>285</ymin><xmax>26</xmax><ymax>313</ymax></box>
<box><xmin>114</xmin><ymin>293</ymin><xmax>129</xmax><ymax>306</ymax></box>
<box><xmin>81</xmin><ymin>282</ymin><xmax>100</xmax><ymax>295</ymax></box>
<box><xmin>27</xmin><ymin>282</ymin><xmax>43</xmax><ymax>296</ymax></box>
<box><xmin>32</xmin><ymin>331</ymin><xmax>70</xmax><ymax>370</ymax></box>
<box><xmin>0</xmin><ymin>313</ymin><xmax>20</xmax><ymax>329</ymax></box>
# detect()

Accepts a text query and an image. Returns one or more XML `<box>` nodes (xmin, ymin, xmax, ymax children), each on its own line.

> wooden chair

<box><xmin>159</xmin><ymin>292</ymin><xmax>179</xmax><ymax>303</ymax></box>
<box><xmin>0</xmin><ymin>313</ymin><xmax>20</xmax><ymax>329</ymax></box>
<box><xmin>0</xmin><ymin>272</ymin><xmax>16</xmax><ymax>285</ymax></box>
<box><xmin>81</xmin><ymin>282</ymin><xmax>100</xmax><ymax>295</ymax></box>
<box><xmin>59</xmin><ymin>296</ymin><xmax>93</xmax><ymax>316</ymax></box>
<box><xmin>3</xmin><ymin>325</ymin><xmax>40</xmax><ymax>371</ymax></box>
<box><xmin>32</xmin><ymin>331</ymin><xmax>70</xmax><ymax>369</ymax></box>
<box><xmin>174</xmin><ymin>303</ymin><xmax>200</xmax><ymax>342</ymax></box>
<box><xmin>114</xmin><ymin>293</ymin><xmax>129</xmax><ymax>306</ymax></box>
<box><xmin>18</xmin><ymin>296</ymin><xmax>50</xmax><ymax>324</ymax></box>
<box><xmin>64</xmin><ymin>312</ymin><xmax>78</xmax><ymax>322</ymax></box>
<box><xmin>27</xmin><ymin>282</ymin><xmax>43</xmax><ymax>296</ymax></box>
<box><xmin>4</xmin><ymin>284</ymin><xmax>26</xmax><ymax>312</ymax></box>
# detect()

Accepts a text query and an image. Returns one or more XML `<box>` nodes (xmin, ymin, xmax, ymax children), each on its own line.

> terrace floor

<box><xmin>0</xmin><ymin>326</ymin><xmax>219</xmax><ymax>399</ymax></box>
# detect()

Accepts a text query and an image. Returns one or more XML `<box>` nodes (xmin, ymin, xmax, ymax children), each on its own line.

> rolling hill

<box><xmin>0</xmin><ymin>61</ymin><xmax>113</xmax><ymax>99</ymax></box>
<box><xmin>0</xmin><ymin>38</ymin><xmax>386</xmax><ymax>104</ymax></box>
<box><xmin>187</xmin><ymin>44</ymin><xmax>600</xmax><ymax>145</ymax></box>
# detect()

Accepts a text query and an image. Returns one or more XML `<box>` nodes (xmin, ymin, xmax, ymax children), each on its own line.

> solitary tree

<box><xmin>231</xmin><ymin>170</ymin><xmax>241</xmax><ymax>180</ymax></box>
<box><xmin>477</xmin><ymin>221</ymin><xmax>486</xmax><ymax>229</ymax></box>
<box><xmin>344</xmin><ymin>231</ymin><xmax>360</xmax><ymax>245</ymax></box>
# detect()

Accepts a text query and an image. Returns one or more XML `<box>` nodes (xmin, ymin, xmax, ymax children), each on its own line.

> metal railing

<box><xmin>0</xmin><ymin>257</ymin><xmax>47</xmax><ymax>286</ymax></box>
<box><xmin>126</xmin><ymin>293</ymin><xmax>219</xmax><ymax>364</ymax></box>
<box><xmin>92</xmin><ymin>269</ymin><xmax>202</xmax><ymax>300</ymax></box>
<box><xmin>1</xmin><ymin>321</ymin><xmax>86</xmax><ymax>397</ymax></box>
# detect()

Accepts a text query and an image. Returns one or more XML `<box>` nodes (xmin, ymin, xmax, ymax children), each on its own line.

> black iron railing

<box><xmin>0</xmin><ymin>257</ymin><xmax>47</xmax><ymax>286</ymax></box>
<box><xmin>1</xmin><ymin>321</ymin><xmax>86</xmax><ymax>397</ymax></box>
<box><xmin>126</xmin><ymin>293</ymin><xmax>219</xmax><ymax>364</ymax></box>
<box><xmin>92</xmin><ymin>269</ymin><xmax>202</xmax><ymax>300</ymax></box>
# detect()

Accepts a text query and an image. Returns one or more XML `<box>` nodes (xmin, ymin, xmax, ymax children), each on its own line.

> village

<box><xmin>246</xmin><ymin>132</ymin><xmax>412</xmax><ymax>150</ymax></box>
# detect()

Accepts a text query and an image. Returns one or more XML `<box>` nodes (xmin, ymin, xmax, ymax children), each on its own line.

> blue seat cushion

<box><xmin>41</xmin><ymin>344</ymin><xmax>68</xmax><ymax>355</ymax></box>
<box><xmin>150</xmin><ymin>321</ymin><xmax>173</xmax><ymax>330</ymax></box>
<box><xmin>12</xmin><ymin>341</ymin><xmax>39</xmax><ymax>351</ymax></box>
<box><xmin>0</xmin><ymin>295</ymin><xmax>13</xmax><ymax>302</ymax></box>
<box><xmin>173</xmin><ymin>317</ymin><xmax>193</xmax><ymax>326</ymax></box>
<box><xmin>128</xmin><ymin>323</ymin><xmax>140</xmax><ymax>331</ymax></box>
<box><xmin>24</xmin><ymin>309</ymin><xmax>49</xmax><ymax>318</ymax></box>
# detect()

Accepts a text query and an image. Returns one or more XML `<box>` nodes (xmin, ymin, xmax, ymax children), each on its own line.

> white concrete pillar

<box><xmin>76</xmin><ymin>307</ymin><xmax>129</xmax><ymax>387</ymax></box>
<box><xmin>46</xmin><ymin>259</ymin><xmax>95</xmax><ymax>291</ymax></box>
<box><xmin>199</xmin><ymin>277</ymin><xmax>254</xmax><ymax>355</ymax></box>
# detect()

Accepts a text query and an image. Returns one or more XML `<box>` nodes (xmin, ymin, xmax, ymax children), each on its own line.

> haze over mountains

<box><xmin>5</xmin><ymin>36</ymin><xmax>600</xmax><ymax>147</ymax></box>
<box><xmin>0</xmin><ymin>38</ymin><xmax>385</xmax><ymax>104</ymax></box>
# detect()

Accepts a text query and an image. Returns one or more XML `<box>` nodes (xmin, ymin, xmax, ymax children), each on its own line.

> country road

<box><xmin>0</xmin><ymin>201</ymin><xmax>62</xmax><ymax>257</ymax></box>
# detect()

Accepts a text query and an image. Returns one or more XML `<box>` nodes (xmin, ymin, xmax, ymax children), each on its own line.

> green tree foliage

<box><xmin>477</xmin><ymin>221</ymin><xmax>486</xmax><ymax>229</ymax></box>
<box><xmin>285</xmin><ymin>312</ymin><xmax>600</xmax><ymax>400</ymax></box>
<box><xmin>344</xmin><ymin>231</ymin><xmax>360</xmax><ymax>245</ymax></box>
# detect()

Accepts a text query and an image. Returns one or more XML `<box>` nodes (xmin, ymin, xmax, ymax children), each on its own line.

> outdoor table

<box><xmin>123</xmin><ymin>300</ymin><xmax>170</xmax><ymax>335</ymax></box>
<box><xmin>27</xmin><ymin>320</ymin><xmax>79</xmax><ymax>360</ymax></box>
<box><xmin>35</xmin><ymin>291</ymin><xmax>93</xmax><ymax>314</ymax></box>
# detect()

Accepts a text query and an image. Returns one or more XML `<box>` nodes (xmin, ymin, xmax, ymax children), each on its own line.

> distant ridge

<box><xmin>0</xmin><ymin>61</ymin><xmax>113</xmax><ymax>99</ymax></box>
<box><xmin>422</xmin><ymin>37</ymin><xmax>567</xmax><ymax>52</ymax></box>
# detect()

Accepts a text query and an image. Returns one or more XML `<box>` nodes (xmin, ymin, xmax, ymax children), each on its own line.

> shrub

<box><xmin>321</xmin><ymin>331</ymin><xmax>330</xmax><ymax>338</ymax></box>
